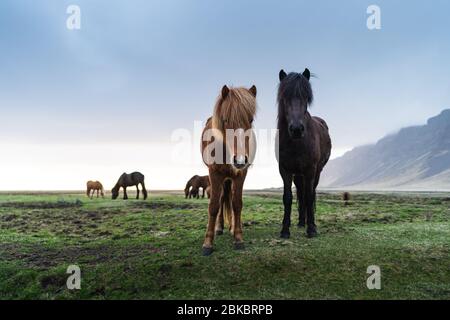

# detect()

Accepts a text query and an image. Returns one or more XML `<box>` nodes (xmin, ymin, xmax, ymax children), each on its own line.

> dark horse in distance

<box><xmin>184</xmin><ymin>175</ymin><xmax>210</xmax><ymax>199</ymax></box>
<box><xmin>112</xmin><ymin>172</ymin><xmax>148</xmax><ymax>200</ymax></box>
<box><xmin>276</xmin><ymin>69</ymin><xmax>331</xmax><ymax>238</ymax></box>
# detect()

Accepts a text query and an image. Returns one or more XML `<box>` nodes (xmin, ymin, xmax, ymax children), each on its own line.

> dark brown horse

<box><xmin>201</xmin><ymin>85</ymin><xmax>257</xmax><ymax>255</ymax></box>
<box><xmin>184</xmin><ymin>175</ymin><xmax>198</xmax><ymax>198</ymax></box>
<box><xmin>185</xmin><ymin>175</ymin><xmax>210</xmax><ymax>199</ymax></box>
<box><xmin>111</xmin><ymin>172</ymin><xmax>148</xmax><ymax>200</ymax></box>
<box><xmin>276</xmin><ymin>69</ymin><xmax>331</xmax><ymax>238</ymax></box>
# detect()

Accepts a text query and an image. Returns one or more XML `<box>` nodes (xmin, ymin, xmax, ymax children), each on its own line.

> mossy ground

<box><xmin>0</xmin><ymin>191</ymin><xmax>449</xmax><ymax>299</ymax></box>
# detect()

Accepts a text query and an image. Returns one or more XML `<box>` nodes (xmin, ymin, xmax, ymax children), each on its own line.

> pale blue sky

<box><xmin>0</xmin><ymin>0</ymin><xmax>449</xmax><ymax>189</ymax></box>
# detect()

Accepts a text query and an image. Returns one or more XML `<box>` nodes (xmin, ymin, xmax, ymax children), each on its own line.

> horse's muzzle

<box><xmin>233</xmin><ymin>155</ymin><xmax>249</xmax><ymax>170</ymax></box>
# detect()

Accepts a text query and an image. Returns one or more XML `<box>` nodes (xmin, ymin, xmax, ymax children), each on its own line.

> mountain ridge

<box><xmin>319</xmin><ymin>109</ymin><xmax>450</xmax><ymax>191</ymax></box>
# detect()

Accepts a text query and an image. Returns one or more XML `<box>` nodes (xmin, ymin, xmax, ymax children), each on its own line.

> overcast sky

<box><xmin>0</xmin><ymin>0</ymin><xmax>449</xmax><ymax>190</ymax></box>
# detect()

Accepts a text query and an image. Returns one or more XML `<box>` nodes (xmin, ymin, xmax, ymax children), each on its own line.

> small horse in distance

<box><xmin>185</xmin><ymin>175</ymin><xmax>210</xmax><ymax>199</ymax></box>
<box><xmin>276</xmin><ymin>69</ymin><xmax>331</xmax><ymax>238</ymax></box>
<box><xmin>86</xmin><ymin>181</ymin><xmax>104</xmax><ymax>199</ymax></box>
<box><xmin>111</xmin><ymin>172</ymin><xmax>148</xmax><ymax>200</ymax></box>
<box><xmin>184</xmin><ymin>175</ymin><xmax>198</xmax><ymax>198</ymax></box>
<box><xmin>201</xmin><ymin>85</ymin><xmax>257</xmax><ymax>255</ymax></box>
<box><xmin>343</xmin><ymin>192</ymin><xmax>351</xmax><ymax>206</ymax></box>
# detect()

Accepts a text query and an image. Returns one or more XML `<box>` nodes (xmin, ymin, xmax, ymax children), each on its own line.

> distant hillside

<box><xmin>320</xmin><ymin>110</ymin><xmax>450</xmax><ymax>191</ymax></box>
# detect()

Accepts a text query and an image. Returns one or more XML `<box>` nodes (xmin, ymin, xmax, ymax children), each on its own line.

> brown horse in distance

<box><xmin>111</xmin><ymin>172</ymin><xmax>148</xmax><ymax>200</ymax></box>
<box><xmin>184</xmin><ymin>175</ymin><xmax>198</xmax><ymax>198</ymax></box>
<box><xmin>86</xmin><ymin>181</ymin><xmax>104</xmax><ymax>199</ymax></box>
<box><xmin>185</xmin><ymin>175</ymin><xmax>210</xmax><ymax>199</ymax></box>
<box><xmin>201</xmin><ymin>85</ymin><xmax>257</xmax><ymax>255</ymax></box>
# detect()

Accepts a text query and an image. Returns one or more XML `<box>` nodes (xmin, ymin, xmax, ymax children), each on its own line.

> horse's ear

<box><xmin>279</xmin><ymin>69</ymin><xmax>287</xmax><ymax>81</ymax></box>
<box><xmin>303</xmin><ymin>68</ymin><xmax>311</xmax><ymax>80</ymax></box>
<box><xmin>249</xmin><ymin>85</ymin><xmax>257</xmax><ymax>97</ymax></box>
<box><xmin>221</xmin><ymin>85</ymin><xmax>229</xmax><ymax>99</ymax></box>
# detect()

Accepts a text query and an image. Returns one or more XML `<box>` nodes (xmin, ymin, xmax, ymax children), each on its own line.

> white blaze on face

<box><xmin>225</xmin><ymin>128</ymin><xmax>256</xmax><ymax>167</ymax></box>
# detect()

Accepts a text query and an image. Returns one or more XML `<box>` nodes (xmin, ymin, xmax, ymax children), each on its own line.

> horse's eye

<box><xmin>250</xmin><ymin>118</ymin><xmax>254</xmax><ymax>124</ymax></box>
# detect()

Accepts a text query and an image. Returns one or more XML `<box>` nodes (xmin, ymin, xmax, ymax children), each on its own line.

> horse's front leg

<box><xmin>280</xmin><ymin>168</ymin><xmax>293</xmax><ymax>239</ymax></box>
<box><xmin>232</xmin><ymin>176</ymin><xmax>245</xmax><ymax>250</ymax></box>
<box><xmin>136</xmin><ymin>185</ymin><xmax>140</xmax><ymax>199</ymax></box>
<box><xmin>294</xmin><ymin>175</ymin><xmax>306</xmax><ymax>227</ymax></box>
<box><xmin>202</xmin><ymin>173</ymin><xmax>224</xmax><ymax>256</ymax></box>
<box><xmin>305</xmin><ymin>172</ymin><xmax>318</xmax><ymax>238</ymax></box>
<box><xmin>123</xmin><ymin>187</ymin><xmax>128</xmax><ymax>200</ymax></box>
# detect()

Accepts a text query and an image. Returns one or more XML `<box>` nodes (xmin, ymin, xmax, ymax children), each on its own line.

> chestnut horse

<box><xmin>111</xmin><ymin>172</ymin><xmax>148</xmax><ymax>200</ymax></box>
<box><xmin>276</xmin><ymin>69</ymin><xmax>331</xmax><ymax>238</ymax></box>
<box><xmin>86</xmin><ymin>181</ymin><xmax>104</xmax><ymax>199</ymax></box>
<box><xmin>201</xmin><ymin>85</ymin><xmax>257</xmax><ymax>255</ymax></box>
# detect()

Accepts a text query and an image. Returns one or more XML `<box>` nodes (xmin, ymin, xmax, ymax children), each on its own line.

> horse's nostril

<box><xmin>245</xmin><ymin>156</ymin><xmax>249</xmax><ymax>164</ymax></box>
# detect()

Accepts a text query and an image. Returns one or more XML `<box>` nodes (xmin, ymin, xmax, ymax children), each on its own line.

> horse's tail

<box><xmin>141</xmin><ymin>180</ymin><xmax>148</xmax><ymax>200</ymax></box>
<box><xmin>221</xmin><ymin>179</ymin><xmax>233</xmax><ymax>228</ymax></box>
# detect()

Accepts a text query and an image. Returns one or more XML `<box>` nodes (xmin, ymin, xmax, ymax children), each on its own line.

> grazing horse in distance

<box><xmin>187</xmin><ymin>175</ymin><xmax>210</xmax><ymax>199</ymax></box>
<box><xmin>184</xmin><ymin>175</ymin><xmax>199</xmax><ymax>198</ymax></box>
<box><xmin>111</xmin><ymin>172</ymin><xmax>148</xmax><ymax>200</ymax></box>
<box><xmin>343</xmin><ymin>192</ymin><xmax>351</xmax><ymax>206</ymax></box>
<box><xmin>86</xmin><ymin>181</ymin><xmax>104</xmax><ymax>199</ymax></box>
<box><xmin>201</xmin><ymin>85</ymin><xmax>257</xmax><ymax>255</ymax></box>
<box><xmin>276</xmin><ymin>68</ymin><xmax>331</xmax><ymax>238</ymax></box>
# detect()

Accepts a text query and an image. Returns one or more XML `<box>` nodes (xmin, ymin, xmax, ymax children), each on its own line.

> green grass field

<box><xmin>0</xmin><ymin>191</ymin><xmax>449</xmax><ymax>299</ymax></box>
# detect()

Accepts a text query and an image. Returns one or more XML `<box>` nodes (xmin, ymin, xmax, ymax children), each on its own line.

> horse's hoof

<box><xmin>202</xmin><ymin>247</ymin><xmax>213</xmax><ymax>256</ymax></box>
<box><xmin>215</xmin><ymin>230</ymin><xmax>223</xmax><ymax>236</ymax></box>
<box><xmin>234</xmin><ymin>242</ymin><xmax>245</xmax><ymax>250</ymax></box>
<box><xmin>297</xmin><ymin>223</ymin><xmax>306</xmax><ymax>228</ymax></box>
<box><xmin>306</xmin><ymin>228</ymin><xmax>318</xmax><ymax>238</ymax></box>
<box><xmin>280</xmin><ymin>232</ymin><xmax>290</xmax><ymax>239</ymax></box>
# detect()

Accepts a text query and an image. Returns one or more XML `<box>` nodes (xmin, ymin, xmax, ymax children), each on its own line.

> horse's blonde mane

<box><xmin>212</xmin><ymin>87</ymin><xmax>257</xmax><ymax>132</ymax></box>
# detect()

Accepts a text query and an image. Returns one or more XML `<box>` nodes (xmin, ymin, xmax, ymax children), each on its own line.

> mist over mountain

<box><xmin>320</xmin><ymin>109</ymin><xmax>450</xmax><ymax>191</ymax></box>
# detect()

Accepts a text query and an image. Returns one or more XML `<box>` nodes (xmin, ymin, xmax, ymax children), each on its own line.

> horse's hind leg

<box><xmin>136</xmin><ymin>185</ymin><xmax>140</xmax><ymax>199</ymax></box>
<box><xmin>141</xmin><ymin>182</ymin><xmax>147</xmax><ymax>200</ymax></box>
<box><xmin>215</xmin><ymin>194</ymin><xmax>224</xmax><ymax>235</ymax></box>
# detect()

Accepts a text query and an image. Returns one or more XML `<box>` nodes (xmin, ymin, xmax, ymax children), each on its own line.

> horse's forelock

<box><xmin>278</xmin><ymin>73</ymin><xmax>313</xmax><ymax>106</ymax></box>
<box><xmin>213</xmin><ymin>87</ymin><xmax>256</xmax><ymax>131</ymax></box>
